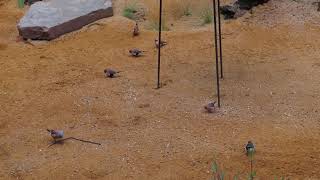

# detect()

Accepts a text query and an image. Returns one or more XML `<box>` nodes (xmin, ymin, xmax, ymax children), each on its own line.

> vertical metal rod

<box><xmin>157</xmin><ymin>0</ymin><xmax>163</xmax><ymax>89</ymax></box>
<box><xmin>217</xmin><ymin>0</ymin><xmax>223</xmax><ymax>79</ymax></box>
<box><xmin>212</xmin><ymin>0</ymin><xmax>221</xmax><ymax>107</ymax></box>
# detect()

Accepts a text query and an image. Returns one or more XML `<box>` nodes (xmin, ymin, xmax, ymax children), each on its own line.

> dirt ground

<box><xmin>1</xmin><ymin>0</ymin><xmax>320</xmax><ymax>179</ymax></box>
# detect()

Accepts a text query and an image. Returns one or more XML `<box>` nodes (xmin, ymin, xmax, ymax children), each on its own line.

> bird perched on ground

<box><xmin>133</xmin><ymin>22</ymin><xmax>139</xmax><ymax>37</ymax></box>
<box><xmin>245</xmin><ymin>141</ymin><xmax>255</xmax><ymax>156</ymax></box>
<box><xmin>104</xmin><ymin>68</ymin><xmax>121</xmax><ymax>78</ymax></box>
<box><xmin>204</xmin><ymin>102</ymin><xmax>216</xmax><ymax>113</ymax></box>
<box><xmin>129</xmin><ymin>48</ymin><xmax>145</xmax><ymax>57</ymax></box>
<box><xmin>155</xmin><ymin>39</ymin><xmax>167</xmax><ymax>48</ymax></box>
<box><xmin>47</xmin><ymin>129</ymin><xmax>64</xmax><ymax>142</ymax></box>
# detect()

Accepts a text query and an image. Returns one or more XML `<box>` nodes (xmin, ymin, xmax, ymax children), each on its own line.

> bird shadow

<box><xmin>47</xmin><ymin>140</ymin><xmax>65</xmax><ymax>147</ymax></box>
<box><xmin>105</xmin><ymin>75</ymin><xmax>122</xmax><ymax>79</ymax></box>
<box><xmin>48</xmin><ymin>137</ymin><xmax>101</xmax><ymax>148</ymax></box>
<box><xmin>128</xmin><ymin>55</ymin><xmax>145</xmax><ymax>58</ymax></box>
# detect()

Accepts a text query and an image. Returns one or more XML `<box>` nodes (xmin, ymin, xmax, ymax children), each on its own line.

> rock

<box><xmin>220</xmin><ymin>0</ymin><xmax>269</xmax><ymax>19</ymax></box>
<box><xmin>17</xmin><ymin>0</ymin><xmax>113</xmax><ymax>40</ymax></box>
<box><xmin>238</xmin><ymin>0</ymin><xmax>269</xmax><ymax>10</ymax></box>
<box><xmin>24</xmin><ymin>0</ymin><xmax>42</xmax><ymax>5</ymax></box>
<box><xmin>220</xmin><ymin>5</ymin><xmax>238</xmax><ymax>19</ymax></box>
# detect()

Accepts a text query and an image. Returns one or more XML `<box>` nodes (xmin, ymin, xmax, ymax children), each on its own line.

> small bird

<box><xmin>133</xmin><ymin>22</ymin><xmax>139</xmax><ymax>36</ymax></box>
<box><xmin>129</xmin><ymin>48</ymin><xmax>145</xmax><ymax>57</ymax></box>
<box><xmin>245</xmin><ymin>141</ymin><xmax>255</xmax><ymax>156</ymax></box>
<box><xmin>204</xmin><ymin>102</ymin><xmax>216</xmax><ymax>113</ymax></box>
<box><xmin>155</xmin><ymin>39</ymin><xmax>167</xmax><ymax>48</ymax></box>
<box><xmin>104</xmin><ymin>68</ymin><xmax>120</xmax><ymax>78</ymax></box>
<box><xmin>47</xmin><ymin>129</ymin><xmax>64</xmax><ymax>142</ymax></box>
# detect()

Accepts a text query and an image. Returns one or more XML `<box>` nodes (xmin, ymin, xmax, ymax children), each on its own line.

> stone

<box><xmin>238</xmin><ymin>0</ymin><xmax>269</xmax><ymax>10</ymax></box>
<box><xmin>220</xmin><ymin>0</ymin><xmax>269</xmax><ymax>19</ymax></box>
<box><xmin>220</xmin><ymin>5</ymin><xmax>238</xmax><ymax>19</ymax></box>
<box><xmin>24</xmin><ymin>0</ymin><xmax>42</xmax><ymax>6</ymax></box>
<box><xmin>17</xmin><ymin>0</ymin><xmax>113</xmax><ymax>40</ymax></box>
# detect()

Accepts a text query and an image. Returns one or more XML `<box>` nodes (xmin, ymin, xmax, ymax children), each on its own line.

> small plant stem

<box><xmin>250</xmin><ymin>158</ymin><xmax>254</xmax><ymax>180</ymax></box>
<box><xmin>251</xmin><ymin>160</ymin><xmax>253</xmax><ymax>178</ymax></box>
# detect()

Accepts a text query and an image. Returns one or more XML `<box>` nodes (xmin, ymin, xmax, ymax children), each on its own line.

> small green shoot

<box><xmin>183</xmin><ymin>5</ymin><xmax>192</xmax><ymax>16</ymax></box>
<box><xmin>122</xmin><ymin>2</ymin><xmax>138</xmax><ymax>20</ymax></box>
<box><xmin>201</xmin><ymin>8</ymin><xmax>213</xmax><ymax>25</ymax></box>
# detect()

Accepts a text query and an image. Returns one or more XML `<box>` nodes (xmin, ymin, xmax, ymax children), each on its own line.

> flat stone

<box><xmin>17</xmin><ymin>0</ymin><xmax>113</xmax><ymax>40</ymax></box>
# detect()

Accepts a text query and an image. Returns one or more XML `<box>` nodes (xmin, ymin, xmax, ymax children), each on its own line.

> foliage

<box><xmin>122</xmin><ymin>2</ymin><xmax>138</xmax><ymax>20</ymax></box>
<box><xmin>201</xmin><ymin>8</ymin><xmax>213</xmax><ymax>25</ymax></box>
<box><xmin>183</xmin><ymin>5</ymin><xmax>192</xmax><ymax>16</ymax></box>
<box><xmin>147</xmin><ymin>19</ymin><xmax>169</xmax><ymax>31</ymax></box>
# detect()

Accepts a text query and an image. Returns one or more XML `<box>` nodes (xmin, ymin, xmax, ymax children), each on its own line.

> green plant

<box><xmin>183</xmin><ymin>5</ymin><xmax>192</xmax><ymax>16</ymax></box>
<box><xmin>145</xmin><ymin>2</ymin><xmax>169</xmax><ymax>31</ymax></box>
<box><xmin>122</xmin><ymin>2</ymin><xmax>138</xmax><ymax>20</ymax></box>
<box><xmin>248</xmin><ymin>171</ymin><xmax>256</xmax><ymax>180</ymax></box>
<box><xmin>210</xmin><ymin>158</ymin><xmax>286</xmax><ymax>179</ymax></box>
<box><xmin>165</xmin><ymin>0</ymin><xmax>192</xmax><ymax>19</ymax></box>
<box><xmin>247</xmin><ymin>146</ymin><xmax>255</xmax><ymax>180</ymax></box>
<box><xmin>210</xmin><ymin>161</ymin><xmax>225</xmax><ymax>180</ymax></box>
<box><xmin>147</xmin><ymin>19</ymin><xmax>169</xmax><ymax>31</ymax></box>
<box><xmin>201</xmin><ymin>8</ymin><xmax>213</xmax><ymax>25</ymax></box>
<box><xmin>18</xmin><ymin>0</ymin><xmax>24</xmax><ymax>8</ymax></box>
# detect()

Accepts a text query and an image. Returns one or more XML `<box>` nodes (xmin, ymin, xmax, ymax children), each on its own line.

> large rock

<box><xmin>24</xmin><ymin>0</ymin><xmax>42</xmax><ymax>6</ymax></box>
<box><xmin>18</xmin><ymin>0</ymin><xmax>113</xmax><ymax>40</ymax></box>
<box><xmin>220</xmin><ymin>0</ymin><xmax>269</xmax><ymax>19</ymax></box>
<box><xmin>220</xmin><ymin>5</ymin><xmax>238</xmax><ymax>19</ymax></box>
<box><xmin>238</xmin><ymin>0</ymin><xmax>269</xmax><ymax>10</ymax></box>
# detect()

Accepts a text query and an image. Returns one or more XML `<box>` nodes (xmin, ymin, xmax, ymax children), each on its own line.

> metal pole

<box><xmin>217</xmin><ymin>0</ymin><xmax>223</xmax><ymax>79</ymax></box>
<box><xmin>157</xmin><ymin>0</ymin><xmax>163</xmax><ymax>89</ymax></box>
<box><xmin>212</xmin><ymin>0</ymin><xmax>221</xmax><ymax>107</ymax></box>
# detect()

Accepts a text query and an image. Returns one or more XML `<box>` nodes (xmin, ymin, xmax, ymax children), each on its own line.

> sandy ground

<box><xmin>1</xmin><ymin>0</ymin><xmax>320</xmax><ymax>179</ymax></box>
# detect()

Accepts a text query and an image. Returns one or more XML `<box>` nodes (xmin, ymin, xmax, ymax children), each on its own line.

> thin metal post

<box><xmin>217</xmin><ymin>0</ymin><xmax>223</xmax><ymax>79</ymax></box>
<box><xmin>157</xmin><ymin>0</ymin><xmax>163</xmax><ymax>89</ymax></box>
<box><xmin>212</xmin><ymin>0</ymin><xmax>221</xmax><ymax>107</ymax></box>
